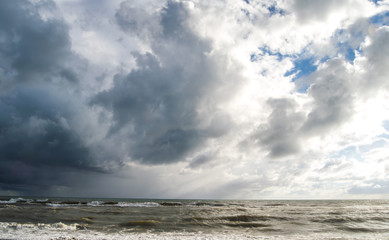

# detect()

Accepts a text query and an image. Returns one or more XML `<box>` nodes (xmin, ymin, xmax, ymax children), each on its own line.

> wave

<box><xmin>2</xmin><ymin>199</ymin><xmax>389</xmax><ymax>239</ymax></box>
<box><xmin>0</xmin><ymin>197</ymin><xmax>49</xmax><ymax>204</ymax></box>
<box><xmin>0</xmin><ymin>197</ymin><xmax>33</xmax><ymax>204</ymax></box>
<box><xmin>116</xmin><ymin>202</ymin><xmax>160</xmax><ymax>207</ymax></box>
<box><xmin>46</xmin><ymin>201</ymin><xmax>161</xmax><ymax>208</ymax></box>
<box><xmin>183</xmin><ymin>214</ymin><xmax>292</xmax><ymax>227</ymax></box>
<box><xmin>0</xmin><ymin>221</ymin><xmax>352</xmax><ymax>240</ymax></box>
<box><xmin>87</xmin><ymin>200</ymin><xmax>104</xmax><ymax>206</ymax></box>
<box><xmin>44</xmin><ymin>200</ymin><xmax>225</xmax><ymax>208</ymax></box>
<box><xmin>311</xmin><ymin>217</ymin><xmax>365</xmax><ymax>224</ymax></box>
<box><xmin>220</xmin><ymin>215</ymin><xmax>292</xmax><ymax>222</ymax></box>
<box><xmin>310</xmin><ymin>216</ymin><xmax>389</xmax><ymax>224</ymax></box>
<box><xmin>0</xmin><ymin>197</ymin><xmax>232</xmax><ymax>209</ymax></box>
<box><xmin>119</xmin><ymin>220</ymin><xmax>160</xmax><ymax>227</ymax></box>
<box><xmin>160</xmin><ymin>202</ymin><xmax>183</xmax><ymax>206</ymax></box>
<box><xmin>263</xmin><ymin>203</ymin><xmax>288</xmax><ymax>207</ymax></box>
<box><xmin>46</xmin><ymin>202</ymin><xmax>87</xmax><ymax>207</ymax></box>
<box><xmin>46</xmin><ymin>203</ymin><xmax>71</xmax><ymax>207</ymax></box>
<box><xmin>188</xmin><ymin>202</ymin><xmax>226</xmax><ymax>207</ymax></box>
<box><xmin>337</xmin><ymin>226</ymin><xmax>376</xmax><ymax>232</ymax></box>
<box><xmin>224</xmin><ymin>222</ymin><xmax>272</xmax><ymax>228</ymax></box>
<box><xmin>0</xmin><ymin>221</ymin><xmax>79</xmax><ymax>231</ymax></box>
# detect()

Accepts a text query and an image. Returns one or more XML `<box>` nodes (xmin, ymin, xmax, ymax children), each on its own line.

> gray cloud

<box><xmin>251</xmin><ymin>58</ymin><xmax>355</xmax><ymax>158</ymax></box>
<box><xmin>92</xmin><ymin>1</ymin><xmax>241</xmax><ymax>164</ymax></box>
<box><xmin>0</xmin><ymin>0</ymin><xmax>84</xmax><ymax>90</ymax></box>
<box><xmin>361</xmin><ymin>29</ymin><xmax>389</xmax><ymax>94</ymax></box>
<box><xmin>0</xmin><ymin>86</ymin><xmax>101</xmax><ymax>194</ymax></box>
<box><xmin>1</xmin><ymin>0</ymin><xmax>387</xmax><ymax>199</ymax></box>
<box><xmin>254</xmin><ymin>98</ymin><xmax>305</xmax><ymax>158</ymax></box>
<box><xmin>188</xmin><ymin>153</ymin><xmax>213</xmax><ymax>169</ymax></box>
<box><xmin>250</xmin><ymin>19</ymin><xmax>389</xmax><ymax>159</ymax></box>
<box><xmin>291</xmin><ymin>0</ymin><xmax>342</xmax><ymax>23</ymax></box>
<box><xmin>0</xmin><ymin>0</ymin><xmax>242</xmax><ymax>195</ymax></box>
<box><xmin>115</xmin><ymin>1</ymin><xmax>161</xmax><ymax>39</ymax></box>
<box><xmin>0</xmin><ymin>1</ymin><xmax>108</xmax><ymax>194</ymax></box>
<box><xmin>302</xmin><ymin>59</ymin><xmax>354</xmax><ymax>134</ymax></box>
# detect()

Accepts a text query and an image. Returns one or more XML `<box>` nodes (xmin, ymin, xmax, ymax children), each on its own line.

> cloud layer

<box><xmin>1</xmin><ymin>0</ymin><xmax>389</xmax><ymax>199</ymax></box>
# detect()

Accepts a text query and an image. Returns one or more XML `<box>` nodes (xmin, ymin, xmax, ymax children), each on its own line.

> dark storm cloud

<box><xmin>0</xmin><ymin>0</ymin><xmax>82</xmax><ymax>88</ymax></box>
<box><xmin>0</xmin><ymin>1</ymin><xmax>105</xmax><ymax>193</ymax></box>
<box><xmin>93</xmin><ymin>1</ymin><xmax>240</xmax><ymax>164</ymax></box>
<box><xmin>0</xmin><ymin>86</ymin><xmax>102</xmax><ymax>193</ymax></box>
<box><xmin>91</xmin><ymin>52</ymin><xmax>206</xmax><ymax>164</ymax></box>
<box><xmin>0</xmin><ymin>87</ymin><xmax>93</xmax><ymax>169</ymax></box>
<box><xmin>188</xmin><ymin>154</ymin><xmax>213</xmax><ymax>169</ymax></box>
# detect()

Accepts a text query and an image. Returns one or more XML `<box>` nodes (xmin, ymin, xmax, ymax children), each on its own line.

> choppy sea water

<box><xmin>1</xmin><ymin>197</ymin><xmax>389</xmax><ymax>240</ymax></box>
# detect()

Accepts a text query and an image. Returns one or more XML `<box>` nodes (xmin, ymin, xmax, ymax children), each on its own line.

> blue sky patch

<box><xmin>250</xmin><ymin>47</ymin><xmax>317</xmax><ymax>93</ymax></box>
<box><xmin>332</xmin><ymin>28</ymin><xmax>366</xmax><ymax>64</ymax></box>
<box><xmin>267</xmin><ymin>5</ymin><xmax>286</xmax><ymax>16</ymax></box>
<box><xmin>285</xmin><ymin>55</ymin><xmax>323</xmax><ymax>93</ymax></box>
<box><xmin>250</xmin><ymin>53</ymin><xmax>257</xmax><ymax>62</ymax></box>
<box><xmin>331</xmin><ymin>140</ymin><xmax>387</xmax><ymax>162</ymax></box>
<box><xmin>369</xmin><ymin>11</ymin><xmax>389</xmax><ymax>26</ymax></box>
<box><xmin>345</xmin><ymin>47</ymin><xmax>356</xmax><ymax>63</ymax></box>
<box><xmin>284</xmin><ymin>57</ymin><xmax>317</xmax><ymax>80</ymax></box>
<box><xmin>332</xmin><ymin>146</ymin><xmax>362</xmax><ymax>161</ymax></box>
<box><xmin>336</xmin><ymin>42</ymin><xmax>358</xmax><ymax>64</ymax></box>
<box><xmin>250</xmin><ymin>47</ymin><xmax>288</xmax><ymax>62</ymax></box>
<box><xmin>251</xmin><ymin>47</ymin><xmax>321</xmax><ymax>92</ymax></box>
<box><xmin>259</xmin><ymin>46</ymin><xmax>287</xmax><ymax>60</ymax></box>
<box><xmin>369</xmin><ymin>0</ymin><xmax>383</xmax><ymax>5</ymax></box>
<box><xmin>378</xmin><ymin>133</ymin><xmax>389</xmax><ymax>140</ymax></box>
<box><xmin>359</xmin><ymin>140</ymin><xmax>386</xmax><ymax>153</ymax></box>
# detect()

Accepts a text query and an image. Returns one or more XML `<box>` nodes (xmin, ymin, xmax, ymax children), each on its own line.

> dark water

<box><xmin>1</xmin><ymin>197</ymin><xmax>389</xmax><ymax>239</ymax></box>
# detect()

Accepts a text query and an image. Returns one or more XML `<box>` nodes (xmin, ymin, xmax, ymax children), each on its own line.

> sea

<box><xmin>0</xmin><ymin>197</ymin><xmax>389</xmax><ymax>240</ymax></box>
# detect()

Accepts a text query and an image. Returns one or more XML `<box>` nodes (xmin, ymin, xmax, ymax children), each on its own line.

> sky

<box><xmin>0</xmin><ymin>0</ymin><xmax>389</xmax><ymax>199</ymax></box>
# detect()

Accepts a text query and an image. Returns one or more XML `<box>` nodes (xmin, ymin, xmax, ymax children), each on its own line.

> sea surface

<box><xmin>0</xmin><ymin>197</ymin><xmax>389</xmax><ymax>240</ymax></box>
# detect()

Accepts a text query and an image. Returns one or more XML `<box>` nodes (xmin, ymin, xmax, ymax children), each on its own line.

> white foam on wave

<box><xmin>0</xmin><ymin>197</ymin><xmax>33</xmax><ymax>204</ymax></box>
<box><xmin>46</xmin><ymin>202</ymin><xmax>84</xmax><ymax>207</ymax></box>
<box><xmin>1</xmin><ymin>222</ymin><xmax>387</xmax><ymax>240</ymax></box>
<box><xmin>87</xmin><ymin>201</ymin><xmax>104</xmax><ymax>206</ymax></box>
<box><xmin>36</xmin><ymin>198</ymin><xmax>49</xmax><ymax>202</ymax></box>
<box><xmin>0</xmin><ymin>199</ymin><xmax>16</xmax><ymax>204</ymax></box>
<box><xmin>46</xmin><ymin>203</ymin><xmax>69</xmax><ymax>207</ymax></box>
<box><xmin>116</xmin><ymin>201</ymin><xmax>160</xmax><ymax>207</ymax></box>
<box><xmin>44</xmin><ymin>201</ymin><xmax>160</xmax><ymax>208</ymax></box>
<box><xmin>0</xmin><ymin>222</ymin><xmax>77</xmax><ymax>232</ymax></box>
<box><xmin>0</xmin><ymin>221</ymin><xmax>294</xmax><ymax>240</ymax></box>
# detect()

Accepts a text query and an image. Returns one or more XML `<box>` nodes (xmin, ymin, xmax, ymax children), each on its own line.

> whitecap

<box><xmin>0</xmin><ymin>197</ymin><xmax>33</xmax><ymax>204</ymax></box>
<box><xmin>46</xmin><ymin>203</ymin><xmax>66</xmax><ymax>207</ymax></box>
<box><xmin>116</xmin><ymin>202</ymin><xmax>160</xmax><ymax>207</ymax></box>
<box><xmin>87</xmin><ymin>201</ymin><xmax>104</xmax><ymax>206</ymax></box>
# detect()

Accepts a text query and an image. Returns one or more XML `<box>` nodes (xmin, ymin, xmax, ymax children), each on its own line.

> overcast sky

<box><xmin>0</xmin><ymin>0</ymin><xmax>389</xmax><ymax>199</ymax></box>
